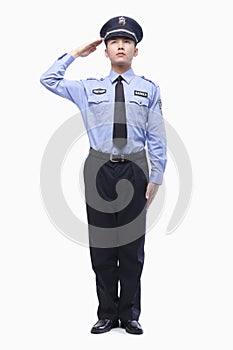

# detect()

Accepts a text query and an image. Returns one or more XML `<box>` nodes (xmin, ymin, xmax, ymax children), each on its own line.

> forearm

<box><xmin>40</xmin><ymin>39</ymin><xmax>103</xmax><ymax>98</ymax></box>
<box><xmin>147</xmin><ymin>126</ymin><xmax>167</xmax><ymax>184</ymax></box>
<box><xmin>40</xmin><ymin>53</ymin><xmax>76</xmax><ymax>100</ymax></box>
<box><xmin>147</xmin><ymin>86</ymin><xmax>167</xmax><ymax>184</ymax></box>
<box><xmin>148</xmin><ymin>152</ymin><xmax>167</xmax><ymax>185</ymax></box>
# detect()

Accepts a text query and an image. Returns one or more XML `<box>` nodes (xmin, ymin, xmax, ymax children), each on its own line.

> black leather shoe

<box><xmin>121</xmin><ymin>320</ymin><xmax>143</xmax><ymax>334</ymax></box>
<box><xmin>91</xmin><ymin>319</ymin><xmax>119</xmax><ymax>334</ymax></box>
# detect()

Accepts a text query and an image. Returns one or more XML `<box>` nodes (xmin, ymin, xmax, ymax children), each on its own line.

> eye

<box><xmin>125</xmin><ymin>39</ymin><xmax>133</xmax><ymax>45</ymax></box>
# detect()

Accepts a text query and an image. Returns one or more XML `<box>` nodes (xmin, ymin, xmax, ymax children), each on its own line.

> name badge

<box><xmin>134</xmin><ymin>90</ymin><xmax>148</xmax><ymax>98</ymax></box>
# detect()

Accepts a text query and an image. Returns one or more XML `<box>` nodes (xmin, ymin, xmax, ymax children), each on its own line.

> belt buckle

<box><xmin>110</xmin><ymin>154</ymin><xmax>125</xmax><ymax>162</ymax></box>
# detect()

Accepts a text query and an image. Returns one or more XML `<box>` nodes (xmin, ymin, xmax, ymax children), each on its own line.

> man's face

<box><xmin>105</xmin><ymin>37</ymin><xmax>138</xmax><ymax>67</ymax></box>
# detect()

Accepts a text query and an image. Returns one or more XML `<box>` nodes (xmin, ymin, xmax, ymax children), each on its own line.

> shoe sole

<box><xmin>125</xmin><ymin>328</ymin><xmax>143</xmax><ymax>335</ymax></box>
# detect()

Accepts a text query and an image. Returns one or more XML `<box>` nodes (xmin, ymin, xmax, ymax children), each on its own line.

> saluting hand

<box><xmin>70</xmin><ymin>39</ymin><xmax>103</xmax><ymax>59</ymax></box>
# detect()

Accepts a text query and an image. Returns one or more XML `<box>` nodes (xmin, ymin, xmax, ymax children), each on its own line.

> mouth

<box><xmin>116</xmin><ymin>52</ymin><xmax>125</xmax><ymax>57</ymax></box>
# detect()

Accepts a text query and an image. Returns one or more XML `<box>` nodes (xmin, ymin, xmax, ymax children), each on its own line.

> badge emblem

<box><xmin>158</xmin><ymin>99</ymin><xmax>163</xmax><ymax>114</ymax></box>
<box><xmin>92</xmin><ymin>88</ymin><xmax>107</xmax><ymax>95</ymax></box>
<box><xmin>118</xmin><ymin>16</ymin><xmax>126</xmax><ymax>26</ymax></box>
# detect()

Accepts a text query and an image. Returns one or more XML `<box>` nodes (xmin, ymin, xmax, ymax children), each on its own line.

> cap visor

<box><xmin>104</xmin><ymin>31</ymin><xmax>137</xmax><ymax>43</ymax></box>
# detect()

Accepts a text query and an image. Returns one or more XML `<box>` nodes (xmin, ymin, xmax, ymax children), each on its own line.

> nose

<box><xmin>117</xmin><ymin>41</ymin><xmax>124</xmax><ymax>50</ymax></box>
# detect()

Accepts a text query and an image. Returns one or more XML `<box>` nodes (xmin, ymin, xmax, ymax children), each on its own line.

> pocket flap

<box><xmin>87</xmin><ymin>94</ymin><xmax>109</xmax><ymax>104</ymax></box>
<box><xmin>129</xmin><ymin>95</ymin><xmax>149</xmax><ymax>107</ymax></box>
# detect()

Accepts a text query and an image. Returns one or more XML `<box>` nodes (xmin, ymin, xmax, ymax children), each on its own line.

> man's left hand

<box><xmin>145</xmin><ymin>182</ymin><xmax>160</xmax><ymax>209</ymax></box>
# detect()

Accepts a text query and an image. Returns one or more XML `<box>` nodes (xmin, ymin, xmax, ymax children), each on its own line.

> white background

<box><xmin>1</xmin><ymin>0</ymin><xmax>233</xmax><ymax>348</ymax></box>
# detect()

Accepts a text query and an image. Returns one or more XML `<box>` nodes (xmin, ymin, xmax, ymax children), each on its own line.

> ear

<box><xmin>105</xmin><ymin>48</ymin><xmax>109</xmax><ymax>58</ymax></box>
<box><xmin>134</xmin><ymin>47</ymin><xmax>139</xmax><ymax>57</ymax></box>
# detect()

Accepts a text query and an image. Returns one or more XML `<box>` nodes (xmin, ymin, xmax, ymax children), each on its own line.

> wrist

<box><xmin>69</xmin><ymin>49</ymin><xmax>80</xmax><ymax>59</ymax></box>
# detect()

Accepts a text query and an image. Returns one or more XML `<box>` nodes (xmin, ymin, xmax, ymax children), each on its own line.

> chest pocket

<box><xmin>127</xmin><ymin>95</ymin><xmax>149</xmax><ymax>129</ymax></box>
<box><xmin>87</xmin><ymin>94</ymin><xmax>109</xmax><ymax>105</ymax></box>
<box><xmin>87</xmin><ymin>93</ymin><xmax>112</xmax><ymax>127</ymax></box>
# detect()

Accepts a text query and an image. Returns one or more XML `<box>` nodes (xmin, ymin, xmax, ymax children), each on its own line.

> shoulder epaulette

<box><xmin>141</xmin><ymin>76</ymin><xmax>158</xmax><ymax>86</ymax></box>
<box><xmin>86</xmin><ymin>77</ymin><xmax>98</xmax><ymax>80</ymax></box>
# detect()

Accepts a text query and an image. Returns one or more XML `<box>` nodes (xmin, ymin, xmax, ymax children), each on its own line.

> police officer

<box><xmin>40</xmin><ymin>16</ymin><xmax>167</xmax><ymax>335</ymax></box>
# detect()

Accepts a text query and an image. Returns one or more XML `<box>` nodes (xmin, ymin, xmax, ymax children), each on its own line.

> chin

<box><xmin>114</xmin><ymin>60</ymin><xmax>128</xmax><ymax>66</ymax></box>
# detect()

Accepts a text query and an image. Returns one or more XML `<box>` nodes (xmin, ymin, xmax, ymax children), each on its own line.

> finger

<box><xmin>91</xmin><ymin>38</ymin><xmax>103</xmax><ymax>47</ymax></box>
<box><xmin>146</xmin><ymin>197</ymin><xmax>151</xmax><ymax>209</ymax></box>
<box><xmin>146</xmin><ymin>191</ymin><xmax>151</xmax><ymax>208</ymax></box>
<box><xmin>145</xmin><ymin>184</ymin><xmax>150</xmax><ymax>199</ymax></box>
<box><xmin>147</xmin><ymin>190</ymin><xmax>156</xmax><ymax>209</ymax></box>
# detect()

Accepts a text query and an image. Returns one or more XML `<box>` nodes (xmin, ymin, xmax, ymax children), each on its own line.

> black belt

<box><xmin>89</xmin><ymin>147</ymin><xmax>146</xmax><ymax>163</ymax></box>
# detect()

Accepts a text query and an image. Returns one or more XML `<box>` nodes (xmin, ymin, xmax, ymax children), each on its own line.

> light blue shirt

<box><xmin>40</xmin><ymin>53</ymin><xmax>167</xmax><ymax>184</ymax></box>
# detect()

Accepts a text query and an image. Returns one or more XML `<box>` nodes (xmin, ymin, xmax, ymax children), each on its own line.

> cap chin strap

<box><xmin>104</xmin><ymin>29</ymin><xmax>138</xmax><ymax>43</ymax></box>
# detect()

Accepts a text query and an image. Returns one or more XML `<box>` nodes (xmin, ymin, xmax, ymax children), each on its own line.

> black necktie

<box><xmin>113</xmin><ymin>75</ymin><xmax>127</xmax><ymax>148</ymax></box>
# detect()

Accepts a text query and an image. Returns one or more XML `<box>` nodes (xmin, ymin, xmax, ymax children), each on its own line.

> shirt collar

<box><xmin>108</xmin><ymin>68</ymin><xmax>135</xmax><ymax>84</ymax></box>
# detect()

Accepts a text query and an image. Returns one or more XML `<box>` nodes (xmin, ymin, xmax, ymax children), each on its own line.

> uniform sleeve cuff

<box><xmin>149</xmin><ymin>172</ymin><xmax>163</xmax><ymax>185</ymax></box>
<box><xmin>57</xmin><ymin>53</ymin><xmax>75</xmax><ymax>66</ymax></box>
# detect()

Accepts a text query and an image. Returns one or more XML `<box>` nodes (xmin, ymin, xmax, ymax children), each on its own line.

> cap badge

<box><xmin>118</xmin><ymin>16</ymin><xmax>126</xmax><ymax>26</ymax></box>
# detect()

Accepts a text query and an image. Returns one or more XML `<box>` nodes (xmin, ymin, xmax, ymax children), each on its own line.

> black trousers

<box><xmin>83</xmin><ymin>148</ymin><xmax>149</xmax><ymax>321</ymax></box>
